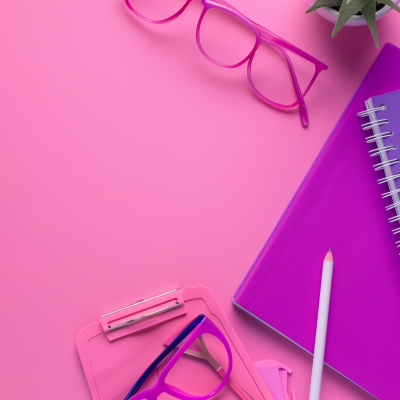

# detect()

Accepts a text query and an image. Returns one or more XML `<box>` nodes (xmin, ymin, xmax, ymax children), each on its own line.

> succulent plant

<box><xmin>306</xmin><ymin>0</ymin><xmax>400</xmax><ymax>48</ymax></box>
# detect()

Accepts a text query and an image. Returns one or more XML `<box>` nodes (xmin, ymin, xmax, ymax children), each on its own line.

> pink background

<box><xmin>1</xmin><ymin>0</ymin><xmax>399</xmax><ymax>399</ymax></box>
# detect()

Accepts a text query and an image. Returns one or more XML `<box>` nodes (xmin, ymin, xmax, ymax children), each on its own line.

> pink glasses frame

<box><xmin>125</xmin><ymin>0</ymin><xmax>328</xmax><ymax>127</ymax></box>
<box><xmin>129</xmin><ymin>316</ymin><xmax>233</xmax><ymax>400</ymax></box>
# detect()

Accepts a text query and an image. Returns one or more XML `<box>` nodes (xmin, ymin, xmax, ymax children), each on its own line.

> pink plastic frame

<box><xmin>125</xmin><ymin>0</ymin><xmax>328</xmax><ymax>127</ymax></box>
<box><xmin>129</xmin><ymin>315</ymin><xmax>233</xmax><ymax>400</ymax></box>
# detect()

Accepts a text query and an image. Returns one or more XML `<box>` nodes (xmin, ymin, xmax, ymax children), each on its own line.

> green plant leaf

<box><xmin>361</xmin><ymin>1</ymin><xmax>379</xmax><ymax>47</ymax></box>
<box><xmin>332</xmin><ymin>0</ymin><xmax>375</xmax><ymax>37</ymax></box>
<box><xmin>377</xmin><ymin>0</ymin><xmax>400</xmax><ymax>12</ymax></box>
<box><xmin>306</xmin><ymin>0</ymin><xmax>342</xmax><ymax>13</ymax></box>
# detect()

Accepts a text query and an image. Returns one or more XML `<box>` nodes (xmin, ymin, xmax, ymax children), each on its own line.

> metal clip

<box><xmin>100</xmin><ymin>289</ymin><xmax>186</xmax><ymax>341</ymax></box>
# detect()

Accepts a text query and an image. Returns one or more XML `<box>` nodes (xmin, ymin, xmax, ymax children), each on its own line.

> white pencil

<box><xmin>309</xmin><ymin>249</ymin><xmax>334</xmax><ymax>400</ymax></box>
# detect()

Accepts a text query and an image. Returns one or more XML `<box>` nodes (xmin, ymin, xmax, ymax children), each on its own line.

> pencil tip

<box><xmin>325</xmin><ymin>249</ymin><xmax>334</xmax><ymax>262</ymax></box>
<box><xmin>329</xmin><ymin>248</ymin><xmax>331</xmax><ymax>252</ymax></box>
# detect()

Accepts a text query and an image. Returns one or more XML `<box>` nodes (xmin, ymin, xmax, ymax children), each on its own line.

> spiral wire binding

<box><xmin>374</xmin><ymin>158</ymin><xmax>399</xmax><ymax>171</ymax></box>
<box><xmin>357</xmin><ymin>103</ymin><xmax>400</xmax><ymax>252</ymax></box>
<box><xmin>357</xmin><ymin>105</ymin><xmax>386</xmax><ymax>117</ymax></box>
<box><xmin>361</xmin><ymin>119</ymin><xmax>389</xmax><ymax>130</ymax></box>
<box><xmin>366</xmin><ymin>131</ymin><xmax>393</xmax><ymax>143</ymax></box>
<box><xmin>386</xmin><ymin>200</ymin><xmax>400</xmax><ymax>210</ymax></box>
<box><xmin>377</xmin><ymin>173</ymin><xmax>400</xmax><ymax>184</ymax></box>
<box><xmin>369</xmin><ymin>145</ymin><xmax>397</xmax><ymax>157</ymax></box>
<box><xmin>388</xmin><ymin>215</ymin><xmax>400</xmax><ymax>223</ymax></box>
<box><xmin>382</xmin><ymin>187</ymin><xmax>400</xmax><ymax>198</ymax></box>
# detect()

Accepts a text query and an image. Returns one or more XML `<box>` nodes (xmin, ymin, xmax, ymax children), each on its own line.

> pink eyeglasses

<box><xmin>124</xmin><ymin>314</ymin><xmax>232</xmax><ymax>400</ymax></box>
<box><xmin>125</xmin><ymin>0</ymin><xmax>328</xmax><ymax>127</ymax></box>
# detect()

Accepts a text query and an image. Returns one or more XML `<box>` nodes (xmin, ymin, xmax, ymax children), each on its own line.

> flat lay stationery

<box><xmin>77</xmin><ymin>287</ymin><xmax>274</xmax><ymax>400</ymax></box>
<box><xmin>358</xmin><ymin>88</ymin><xmax>400</xmax><ymax>249</ymax></box>
<box><xmin>233</xmin><ymin>43</ymin><xmax>400</xmax><ymax>400</ymax></box>
<box><xmin>4</xmin><ymin>0</ymin><xmax>400</xmax><ymax>399</ymax></box>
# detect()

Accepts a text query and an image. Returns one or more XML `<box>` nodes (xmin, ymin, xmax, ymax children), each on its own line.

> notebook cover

<box><xmin>233</xmin><ymin>43</ymin><xmax>400</xmax><ymax>400</ymax></box>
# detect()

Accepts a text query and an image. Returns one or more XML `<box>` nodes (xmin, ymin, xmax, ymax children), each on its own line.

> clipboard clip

<box><xmin>100</xmin><ymin>289</ymin><xmax>186</xmax><ymax>341</ymax></box>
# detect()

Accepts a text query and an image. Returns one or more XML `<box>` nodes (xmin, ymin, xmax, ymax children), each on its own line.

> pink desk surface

<box><xmin>1</xmin><ymin>0</ymin><xmax>400</xmax><ymax>399</ymax></box>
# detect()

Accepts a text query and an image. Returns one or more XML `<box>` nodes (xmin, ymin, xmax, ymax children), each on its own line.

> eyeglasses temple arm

<box><xmin>125</xmin><ymin>315</ymin><xmax>205</xmax><ymax>400</ymax></box>
<box><xmin>252</xmin><ymin>21</ymin><xmax>327</xmax><ymax>69</ymax></box>
<box><xmin>206</xmin><ymin>0</ymin><xmax>327</xmax><ymax>70</ymax></box>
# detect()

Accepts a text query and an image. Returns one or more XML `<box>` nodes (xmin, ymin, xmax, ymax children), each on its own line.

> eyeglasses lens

<box><xmin>199</xmin><ymin>8</ymin><xmax>256</xmax><ymax>67</ymax></box>
<box><xmin>150</xmin><ymin>333</ymin><xmax>229</xmax><ymax>399</ymax></box>
<box><xmin>127</xmin><ymin>0</ymin><xmax>187</xmax><ymax>21</ymax></box>
<box><xmin>250</xmin><ymin>45</ymin><xmax>316</xmax><ymax>105</ymax></box>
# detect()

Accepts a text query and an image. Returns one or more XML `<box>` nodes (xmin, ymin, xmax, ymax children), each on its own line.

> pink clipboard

<box><xmin>77</xmin><ymin>286</ymin><xmax>273</xmax><ymax>400</ymax></box>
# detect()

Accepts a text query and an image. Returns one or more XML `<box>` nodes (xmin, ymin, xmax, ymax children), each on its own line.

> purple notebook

<box><xmin>233</xmin><ymin>43</ymin><xmax>400</xmax><ymax>400</ymax></box>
